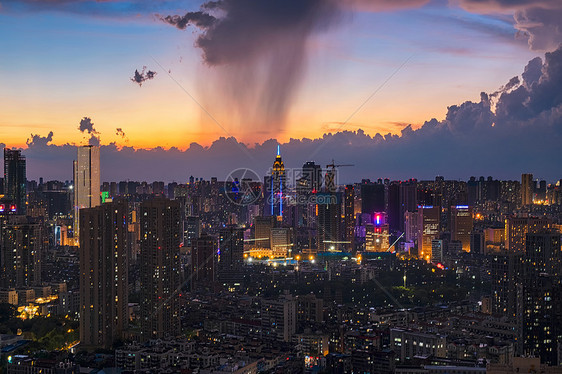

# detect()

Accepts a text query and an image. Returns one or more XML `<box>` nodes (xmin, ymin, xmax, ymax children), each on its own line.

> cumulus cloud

<box><xmin>457</xmin><ymin>0</ymin><xmax>562</xmax><ymax>51</ymax></box>
<box><xmin>131</xmin><ymin>66</ymin><xmax>157</xmax><ymax>87</ymax></box>
<box><xmin>116</xmin><ymin>128</ymin><xmax>126</xmax><ymax>138</ymax></box>
<box><xmin>78</xmin><ymin>117</ymin><xmax>101</xmax><ymax>146</ymax></box>
<box><xmin>14</xmin><ymin>46</ymin><xmax>562</xmax><ymax>182</ymax></box>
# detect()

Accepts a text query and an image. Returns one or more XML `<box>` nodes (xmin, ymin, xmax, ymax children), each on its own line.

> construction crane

<box><xmin>326</xmin><ymin>159</ymin><xmax>354</xmax><ymax>169</ymax></box>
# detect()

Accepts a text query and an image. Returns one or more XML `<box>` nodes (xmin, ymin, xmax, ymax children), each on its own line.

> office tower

<box><xmin>417</xmin><ymin>205</ymin><xmax>440</xmax><ymax>262</ymax></box>
<box><xmin>399</xmin><ymin>179</ymin><xmax>418</xmax><ymax>232</ymax></box>
<box><xmin>317</xmin><ymin>192</ymin><xmax>342</xmax><ymax>252</ymax></box>
<box><xmin>3</xmin><ymin>149</ymin><xmax>27</xmax><ymax>215</ymax></box>
<box><xmin>490</xmin><ymin>252</ymin><xmax>523</xmax><ymax>318</ymax></box>
<box><xmin>140</xmin><ymin>198</ymin><xmax>181</xmax><ymax>340</ymax></box>
<box><xmin>0</xmin><ymin>216</ymin><xmax>43</xmax><ymax>289</ymax></box>
<box><xmin>261</xmin><ymin>293</ymin><xmax>297</xmax><ymax>342</ymax></box>
<box><xmin>191</xmin><ymin>233</ymin><xmax>217</xmax><ymax>291</ymax></box>
<box><xmin>263</xmin><ymin>146</ymin><xmax>286</xmax><ymax>218</ymax></box>
<box><xmin>254</xmin><ymin>216</ymin><xmax>275</xmax><ymax>249</ymax></box>
<box><xmin>449</xmin><ymin>205</ymin><xmax>473</xmax><ymax>252</ymax></box>
<box><xmin>404</xmin><ymin>211</ymin><xmax>419</xmax><ymax>243</ymax></box>
<box><xmin>344</xmin><ymin>185</ymin><xmax>355</xmax><ymax>252</ymax></box>
<box><xmin>271</xmin><ymin>227</ymin><xmax>292</xmax><ymax>257</ymax></box>
<box><xmin>218</xmin><ymin>226</ymin><xmax>244</xmax><ymax>285</ymax></box>
<box><xmin>73</xmin><ymin>145</ymin><xmax>100</xmax><ymax>244</ymax></box>
<box><xmin>505</xmin><ymin>216</ymin><xmax>551</xmax><ymax>252</ymax></box>
<box><xmin>521</xmin><ymin>173</ymin><xmax>533</xmax><ymax>206</ymax></box>
<box><xmin>361</xmin><ymin>181</ymin><xmax>385</xmax><ymax>216</ymax></box>
<box><xmin>522</xmin><ymin>232</ymin><xmax>562</xmax><ymax>365</ymax></box>
<box><xmin>79</xmin><ymin>200</ymin><xmax>128</xmax><ymax>349</ymax></box>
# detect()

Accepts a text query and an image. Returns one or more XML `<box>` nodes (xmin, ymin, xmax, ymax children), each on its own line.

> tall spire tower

<box><xmin>268</xmin><ymin>145</ymin><xmax>285</xmax><ymax>219</ymax></box>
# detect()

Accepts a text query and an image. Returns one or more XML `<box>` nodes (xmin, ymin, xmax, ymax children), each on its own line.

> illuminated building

<box><xmin>521</xmin><ymin>173</ymin><xmax>533</xmax><ymax>206</ymax></box>
<box><xmin>73</xmin><ymin>145</ymin><xmax>100</xmax><ymax>245</ymax></box>
<box><xmin>490</xmin><ymin>251</ymin><xmax>522</xmax><ymax>318</ymax></box>
<box><xmin>264</xmin><ymin>145</ymin><xmax>286</xmax><ymax>219</ymax></box>
<box><xmin>140</xmin><ymin>198</ymin><xmax>181</xmax><ymax>340</ymax></box>
<box><xmin>254</xmin><ymin>216</ymin><xmax>275</xmax><ymax>249</ymax></box>
<box><xmin>449</xmin><ymin>205</ymin><xmax>473</xmax><ymax>252</ymax></box>
<box><xmin>431</xmin><ymin>239</ymin><xmax>444</xmax><ymax>263</ymax></box>
<box><xmin>3</xmin><ymin>149</ymin><xmax>27</xmax><ymax>215</ymax></box>
<box><xmin>522</xmin><ymin>232</ymin><xmax>562</xmax><ymax>366</ymax></box>
<box><xmin>79</xmin><ymin>200</ymin><xmax>128</xmax><ymax>349</ymax></box>
<box><xmin>0</xmin><ymin>215</ymin><xmax>43</xmax><ymax>289</ymax></box>
<box><xmin>191</xmin><ymin>233</ymin><xmax>217</xmax><ymax>291</ymax></box>
<box><xmin>299</xmin><ymin>161</ymin><xmax>322</xmax><ymax>193</ymax></box>
<box><xmin>271</xmin><ymin>227</ymin><xmax>292</xmax><ymax>257</ymax></box>
<box><xmin>417</xmin><ymin>205</ymin><xmax>440</xmax><ymax>262</ymax></box>
<box><xmin>505</xmin><ymin>216</ymin><xmax>551</xmax><ymax>252</ymax></box>
<box><xmin>365</xmin><ymin>213</ymin><xmax>389</xmax><ymax>252</ymax></box>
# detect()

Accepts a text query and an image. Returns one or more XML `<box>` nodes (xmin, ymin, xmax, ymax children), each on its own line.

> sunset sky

<box><xmin>0</xmin><ymin>0</ymin><xmax>539</xmax><ymax>148</ymax></box>
<box><xmin>1</xmin><ymin>0</ymin><xmax>561</xmax><ymax>182</ymax></box>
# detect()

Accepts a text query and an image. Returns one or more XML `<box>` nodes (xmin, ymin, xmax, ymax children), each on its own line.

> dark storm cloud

<box><xmin>161</xmin><ymin>11</ymin><xmax>216</xmax><ymax>29</ymax></box>
<box><xmin>131</xmin><ymin>67</ymin><xmax>157</xmax><ymax>87</ymax></box>
<box><xmin>160</xmin><ymin>0</ymin><xmax>343</xmax><ymax>133</ymax></box>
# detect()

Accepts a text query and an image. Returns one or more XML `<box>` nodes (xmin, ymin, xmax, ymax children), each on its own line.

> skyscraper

<box><xmin>73</xmin><ymin>145</ymin><xmax>100</xmax><ymax>244</ymax></box>
<box><xmin>317</xmin><ymin>192</ymin><xmax>342</xmax><ymax>252</ymax></box>
<box><xmin>140</xmin><ymin>198</ymin><xmax>181</xmax><ymax>340</ymax></box>
<box><xmin>361</xmin><ymin>181</ymin><xmax>385</xmax><ymax>216</ymax></box>
<box><xmin>417</xmin><ymin>205</ymin><xmax>440</xmax><ymax>262</ymax></box>
<box><xmin>344</xmin><ymin>185</ymin><xmax>355</xmax><ymax>252</ymax></box>
<box><xmin>521</xmin><ymin>173</ymin><xmax>533</xmax><ymax>206</ymax></box>
<box><xmin>79</xmin><ymin>200</ymin><xmax>128</xmax><ymax>349</ymax></box>
<box><xmin>3</xmin><ymin>149</ymin><xmax>27</xmax><ymax>215</ymax></box>
<box><xmin>449</xmin><ymin>205</ymin><xmax>473</xmax><ymax>252</ymax></box>
<box><xmin>264</xmin><ymin>146</ymin><xmax>286</xmax><ymax>219</ymax></box>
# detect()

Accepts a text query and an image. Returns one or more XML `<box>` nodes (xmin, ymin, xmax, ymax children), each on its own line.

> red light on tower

<box><xmin>0</xmin><ymin>204</ymin><xmax>4</xmax><ymax>212</ymax></box>
<box><xmin>375</xmin><ymin>214</ymin><xmax>381</xmax><ymax>226</ymax></box>
<box><xmin>10</xmin><ymin>205</ymin><xmax>16</xmax><ymax>212</ymax></box>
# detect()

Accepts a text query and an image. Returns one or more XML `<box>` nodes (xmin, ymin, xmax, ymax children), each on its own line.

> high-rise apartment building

<box><xmin>522</xmin><ymin>232</ymin><xmax>562</xmax><ymax>365</ymax></box>
<box><xmin>73</xmin><ymin>145</ymin><xmax>100</xmax><ymax>244</ymax></box>
<box><xmin>191</xmin><ymin>233</ymin><xmax>217</xmax><ymax>291</ymax></box>
<box><xmin>3</xmin><ymin>149</ymin><xmax>27</xmax><ymax>215</ymax></box>
<box><xmin>79</xmin><ymin>200</ymin><xmax>128</xmax><ymax>349</ymax></box>
<box><xmin>505</xmin><ymin>216</ymin><xmax>551</xmax><ymax>252</ymax></box>
<box><xmin>218</xmin><ymin>226</ymin><xmax>244</xmax><ymax>285</ymax></box>
<box><xmin>0</xmin><ymin>215</ymin><xmax>43</xmax><ymax>289</ymax></box>
<box><xmin>140</xmin><ymin>198</ymin><xmax>181</xmax><ymax>340</ymax></box>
